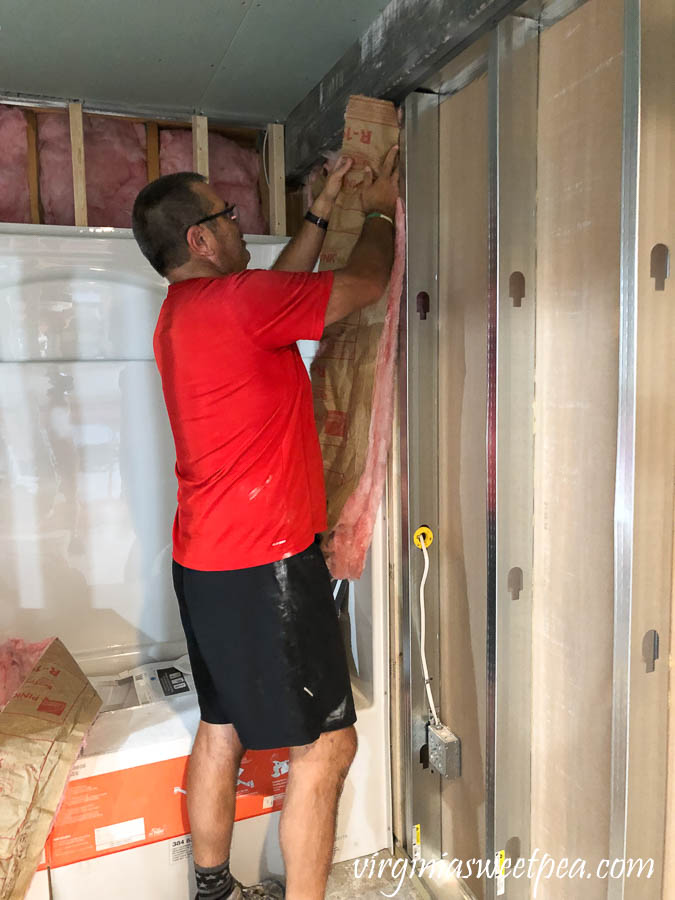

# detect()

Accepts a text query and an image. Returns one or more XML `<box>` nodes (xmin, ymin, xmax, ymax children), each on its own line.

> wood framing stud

<box><xmin>266</xmin><ymin>123</ymin><xmax>286</xmax><ymax>236</ymax></box>
<box><xmin>68</xmin><ymin>102</ymin><xmax>88</xmax><ymax>227</ymax></box>
<box><xmin>25</xmin><ymin>109</ymin><xmax>41</xmax><ymax>224</ymax></box>
<box><xmin>146</xmin><ymin>122</ymin><xmax>160</xmax><ymax>183</ymax></box>
<box><xmin>192</xmin><ymin>114</ymin><xmax>209</xmax><ymax>180</ymax></box>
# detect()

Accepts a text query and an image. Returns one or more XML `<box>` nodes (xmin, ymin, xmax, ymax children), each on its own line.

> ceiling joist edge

<box><xmin>0</xmin><ymin>91</ymin><xmax>277</xmax><ymax>136</ymax></box>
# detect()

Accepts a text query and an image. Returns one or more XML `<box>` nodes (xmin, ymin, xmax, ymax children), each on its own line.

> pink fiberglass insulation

<box><xmin>0</xmin><ymin>107</ymin><xmax>265</xmax><ymax>231</ymax></box>
<box><xmin>82</xmin><ymin>116</ymin><xmax>147</xmax><ymax>228</ymax></box>
<box><xmin>0</xmin><ymin>105</ymin><xmax>31</xmax><ymax>224</ymax></box>
<box><xmin>38</xmin><ymin>114</ymin><xmax>74</xmax><ymax>224</ymax></box>
<box><xmin>0</xmin><ymin>637</ymin><xmax>53</xmax><ymax>710</ymax></box>
<box><xmin>160</xmin><ymin>129</ymin><xmax>266</xmax><ymax>234</ymax></box>
<box><xmin>323</xmin><ymin>198</ymin><xmax>406</xmax><ymax>581</ymax></box>
<box><xmin>39</xmin><ymin>113</ymin><xmax>147</xmax><ymax>227</ymax></box>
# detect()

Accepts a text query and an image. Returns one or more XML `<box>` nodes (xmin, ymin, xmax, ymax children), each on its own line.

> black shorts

<box><xmin>172</xmin><ymin>539</ymin><xmax>356</xmax><ymax>750</ymax></box>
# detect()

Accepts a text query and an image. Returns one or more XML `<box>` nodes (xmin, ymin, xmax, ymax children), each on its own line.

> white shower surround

<box><xmin>0</xmin><ymin>223</ymin><xmax>391</xmax><ymax>889</ymax></box>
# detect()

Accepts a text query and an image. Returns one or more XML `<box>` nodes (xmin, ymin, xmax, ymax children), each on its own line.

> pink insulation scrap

<box><xmin>324</xmin><ymin>198</ymin><xmax>406</xmax><ymax>581</ymax></box>
<box><xmin>0</xmin><ymin>104</ymin><xmax>31</xmax><ymax>224</ymax></box>
<box><xmin>160</xmin><ymin>129</ymin><xmax>266</xmax><ymax>234</ymax></box>
<box><xmin>0</xmin><ymin>637</ymin><xmax>53</xmax><ymax>710</ymax></box>
<box><xmin>38</xmin><ymin>113</ymin><xmax>148</xmax><ymax>228</ymax></box>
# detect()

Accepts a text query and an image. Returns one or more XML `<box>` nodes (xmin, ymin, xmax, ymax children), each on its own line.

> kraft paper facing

<box><xmin>311</xmin><ymin>95</ymin><xmax>400</xmax><ymax>535</ymax></box>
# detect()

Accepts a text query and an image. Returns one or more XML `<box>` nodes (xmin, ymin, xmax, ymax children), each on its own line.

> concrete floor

<box><xmin>326</xmin><ymin>850</ymin><xmax>428</xmax><ymax>900</ymax></box>
<box><xmin>326</xmin><ymin>849</ymin><xmax>479</xmax><ymax>900</ymax></box>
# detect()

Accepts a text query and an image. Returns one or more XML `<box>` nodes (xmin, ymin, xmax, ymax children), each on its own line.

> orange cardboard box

<box><xmin>45</xmin><ymin>694</ymin><xmax>289</xmax><ymax>869</ymax></box>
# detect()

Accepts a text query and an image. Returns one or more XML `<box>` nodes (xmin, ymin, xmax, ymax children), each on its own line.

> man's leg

<box><xmin>188</xmin><ymin>721</ymin><xmax>244</xmax><ymax>866</ymax></box>
<box><xmin>279</xmin><ymin>726</ymin><xmax>357</xmax><ymax>900</ymax></box>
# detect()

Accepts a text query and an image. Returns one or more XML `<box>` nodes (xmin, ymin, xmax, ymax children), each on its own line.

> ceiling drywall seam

<box><xmin>195</xmin><ymin>0</ymin><xmax>255</xmax><ymax>113</ymax></box>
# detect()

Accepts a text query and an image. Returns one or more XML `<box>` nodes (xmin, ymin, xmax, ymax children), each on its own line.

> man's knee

<box><xmin>335</xmin><ymin>725</ymin><xmax>358</xmax><ymax>775</ymax></box>
<box><xmin>320</xmin><ymin>724</ymin><xmax>358</xmax><ymax>771</ymax></box>
<box><xmin>290</xmin><ymin>725</ymin><xmax>357</xmax><ymax>782</ymax></box>
<box><xmin>194</xmin><ymin>721</ymin><xmax>245</xmax><ymax>765</ymax></box>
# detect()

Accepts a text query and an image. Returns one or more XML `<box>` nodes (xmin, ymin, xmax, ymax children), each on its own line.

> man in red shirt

<box><xmin>132</xmin><ymin>146</ymin><xmax>398</xmax><ymax>900</ymax></box>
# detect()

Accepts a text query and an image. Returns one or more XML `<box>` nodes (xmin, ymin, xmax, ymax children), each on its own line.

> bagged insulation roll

<box><xmin>311</xmin><ymin>95</ymin><xmax>405</xmax><ymax>580</ymax></box>
<box><xmin>322</xmin><ymin>200</ymin><xmax>405</xmax><ymax>580</ymax></box>
<box><xmin>0</xmin><ymin>638</ymin><xmax>101</xmax><ymax>900</ymax></box>
<box><xmin>0</xmin><ymin>638</ymin><xmax>51</xmax><ymax>709</ymax></box>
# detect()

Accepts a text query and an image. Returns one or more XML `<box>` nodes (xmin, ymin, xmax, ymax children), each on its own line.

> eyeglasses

<box><xmin>187</xmin><ymin>203</ymin><xmax>238</xmax><ymax>234</ymax></box>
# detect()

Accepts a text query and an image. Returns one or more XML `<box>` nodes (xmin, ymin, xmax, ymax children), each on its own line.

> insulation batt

<box><xmin>160</xmin><ymin>129</ymin><xmax>266</xmax><ymax>235</ymax></box>
<box><xmin>0</xmin><ymin>105</ymin><xmax>31</xmax><ymax>223</ymax></box>
<box><xmin>0</xmin><ymin>637</ymin><xmax>52</xmax><ymax>709</ymax></box>
<box><xmin>323</xmin><ymin>198</ymin><xmax>406</xmax><ymax>581</ymax></box>
<box><xmin>38</xmin><ymin>113</ymin><xmax>148</xmax><ymax>227</ymax></box>
<box><xmin>0</xmin><ymin>105</ymin><xmax>266</xmax><ymax>231</ymax></box>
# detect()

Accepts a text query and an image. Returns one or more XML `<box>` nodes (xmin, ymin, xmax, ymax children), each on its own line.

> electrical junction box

<box><xmin>428</xmin><ymin>722</ymin><xmax>461</xmax><ymax>779</ymax></box>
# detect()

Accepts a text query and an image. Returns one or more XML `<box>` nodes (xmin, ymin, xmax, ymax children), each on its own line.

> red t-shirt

<box><xmin>153</xmin><ymin>268</ymin><xmax>334</xmax><ymax>571</ymax></box>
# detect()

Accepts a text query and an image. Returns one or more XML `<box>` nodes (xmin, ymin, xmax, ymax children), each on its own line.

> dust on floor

<box><xmin>326</xmin><ymin>849</ymin><xmax>427</xmax><ymax>899</ymax></box>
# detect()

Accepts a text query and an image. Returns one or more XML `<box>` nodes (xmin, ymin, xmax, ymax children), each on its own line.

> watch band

<box><xmin>304</xmin><ymin>210</ymin><xmax>329</xmax><ymax>230</ymax></box>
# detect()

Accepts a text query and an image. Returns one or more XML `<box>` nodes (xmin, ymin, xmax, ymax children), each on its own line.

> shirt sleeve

<box><xmin>227</xmin><ymin>268</ymin><xmax>334</xmax><ymax>350</ymax></box>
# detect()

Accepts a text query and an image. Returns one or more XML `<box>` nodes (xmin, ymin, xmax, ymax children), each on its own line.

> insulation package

<box><xmin>0</xmin><ymin>638</ymin><xmax>101</xmax><ymax>900</ymax></box>
<box><xmin>311</xmin><ymin>95</ymin><xmax>404</xmax><ymax>580</ymax></box>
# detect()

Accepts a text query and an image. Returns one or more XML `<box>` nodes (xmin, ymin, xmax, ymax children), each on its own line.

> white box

<box><xmin>46</xmin><ymin>692</ymin><xmax>288</xmax><ymax>895</ymax></box>
<box><xmin>24</xmin><ymin>865</ymin><xmax>50</xmax><ymax>900</ymax></box>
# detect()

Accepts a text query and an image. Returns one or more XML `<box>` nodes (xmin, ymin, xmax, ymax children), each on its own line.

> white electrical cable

<box><xmin>262</xmin><ymin>128</ymin><xmax>270</xmax><ymax>187</ymax></box>
<box><xmin>419</xmin><ymin>537</ymin><xmax>441</xmax><ymax>727</ymax></box>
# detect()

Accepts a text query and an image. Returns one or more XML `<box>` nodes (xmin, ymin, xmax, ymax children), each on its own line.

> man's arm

<box><xmin>272</xmin><ymin>158</ymin><xmax>353</xmax><ymax>273</ymax></box>
<box><xmin>324</xmin><ymin>145</ymin><xmax>399</xmax><ymax>327</ymax></box>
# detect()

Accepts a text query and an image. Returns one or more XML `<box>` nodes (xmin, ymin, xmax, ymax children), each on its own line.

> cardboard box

<box><xmin>23</xmin><ymin>850</ymin><xmax>49</xmax><ymax>900</ymax></box>
<box><xmin>44</xmin><ymin>692</ymin><xmax>289</xmax><ymax>886</ymax></box>
<box><xmin>46</xmin><ymin>812</ymin><xmax>287</xmax><ymax>900</ymax></box>
<box><xmin>23</xmin><ymin>869</ymin><xmax>49</xmax><ymax>900</ymax></box>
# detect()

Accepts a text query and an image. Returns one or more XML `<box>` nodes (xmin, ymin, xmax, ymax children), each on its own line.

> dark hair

<box><xmin>132</xmin><ymin>172</ymin><xmax>210</xmax><ymax>276</ymax></box>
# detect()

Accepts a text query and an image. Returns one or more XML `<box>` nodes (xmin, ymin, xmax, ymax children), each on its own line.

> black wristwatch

<box><xmin>304</xmin><ymin>210</ymin><xmax>329</xmax><ymax>231</ymax></box>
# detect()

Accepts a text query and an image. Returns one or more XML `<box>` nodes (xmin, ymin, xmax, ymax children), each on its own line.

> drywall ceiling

<box><xmin>0</xmin><ymin>0</ymin><xmax>391</xmax><ymax>124</ymax></box>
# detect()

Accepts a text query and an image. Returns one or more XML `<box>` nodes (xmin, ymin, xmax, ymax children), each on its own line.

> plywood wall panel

<box><xmin>532</xmin><ymin>0</ymin><xmax>624</xmax><ymax>894</ymax></box>
<box><xmin>438</xmin><ymin>73</ymin><xmax>489</xmax><ymax>900</ymax></box>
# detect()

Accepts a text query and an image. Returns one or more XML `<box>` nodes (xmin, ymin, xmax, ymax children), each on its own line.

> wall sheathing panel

<box><xmin>438</xmin><ymin>74</ymin><xmax>489</xmax><ymax>900</ymax></box>
<box><xmin>404</xmin><ymin>4</ymin><xmax>673</xmax><ymax>897</ymax></box>
<box><xmin>532</xmin><ymin>0</ymin><xmax>624</xmax><ymax>893</ymax></box>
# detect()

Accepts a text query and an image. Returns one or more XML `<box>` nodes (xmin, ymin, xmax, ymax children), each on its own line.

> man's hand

<box><xmin>324</xmin><ymin>144</ymin><xmax>400</xmax><ymax>328</ymax></box>
<box><xmin>361</xmin><ymin>145</ymin><xmax>400</xmax><ymax>219</ymax></box>
<box><xmin>310</xmin><ymin>157</ymin><xmax>354</xmax><ymax>220</ymax></box>
<box><xmin>271</xmin><ymin>157</ymin><xmax>354</xmax><ymax>273</ymax></box>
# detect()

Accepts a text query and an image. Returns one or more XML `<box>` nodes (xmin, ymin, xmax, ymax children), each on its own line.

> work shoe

<box><xmin>195</xmin><ymin>878</ymin><xmax>285</xmax><ymax>900</ymax></box>
<box><xmin>238</xmin><ymin>881</ymin><xmax>285</xmax><ymax>899</ymax></box>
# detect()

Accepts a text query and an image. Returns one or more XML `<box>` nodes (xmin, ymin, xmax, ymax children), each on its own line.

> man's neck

<box><xmin>168</xmin><ymin>260</ymin><xmax>228</xmax><ymax>283</ymax></box>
